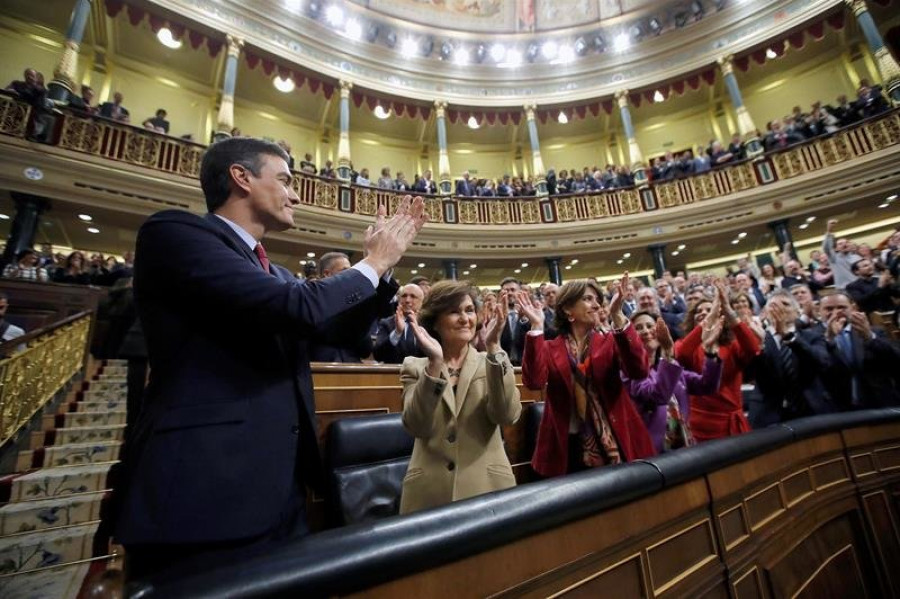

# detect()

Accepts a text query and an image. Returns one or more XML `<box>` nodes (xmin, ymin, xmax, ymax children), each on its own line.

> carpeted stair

<box><xmin>0</xmin><ymin>360</ymin><xmax>129</xmax><ymax>598</ymax></box>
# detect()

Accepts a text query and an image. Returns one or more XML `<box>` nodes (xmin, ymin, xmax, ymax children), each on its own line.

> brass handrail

<box><xmin>0</xmin><ymin>312</ymin><xmax>92</xmax><ymax>446</ymax></box>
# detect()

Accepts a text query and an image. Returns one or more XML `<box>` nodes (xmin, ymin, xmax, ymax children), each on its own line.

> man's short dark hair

<box><xmin>200</xmin><ymin>137</ymin><xmax>289</xmax><ymax>212</ymax></box>
<box><xmin>499</xmin><ymin>277</ymin><xmax>520</xmax><ymax>288</ymax></box>
<box><xmin>318</xmin><ymin>251</ymin><xmax>349</xmax><ymax>277</ymax></box>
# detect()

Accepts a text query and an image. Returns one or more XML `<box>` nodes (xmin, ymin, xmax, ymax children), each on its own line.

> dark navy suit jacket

<box><xmin>116</xmin><ymin>210</ymin><xmax>391</xmax><ymax>545</ymax></box>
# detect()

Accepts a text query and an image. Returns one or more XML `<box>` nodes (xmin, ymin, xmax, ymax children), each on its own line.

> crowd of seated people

<box><xmin>2</xmin><ymin>244</ymin><xmax>135</xmax><ymax>287</ymax></box>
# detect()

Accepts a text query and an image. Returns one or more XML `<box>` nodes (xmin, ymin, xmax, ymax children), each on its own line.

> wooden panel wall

<box><xmin>336</xmin><ymin>420</ymin><xmax>900</xmax><ymax>599</ymax></box>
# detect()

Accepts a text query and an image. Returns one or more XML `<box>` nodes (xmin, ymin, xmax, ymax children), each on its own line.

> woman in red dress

<box><xmin>519</xmin><ymin>274</ymin><xmax>655</xmax><ymax>478</ymax></box>
<box><xmin>675</xmin><ymin>281</ymin><xmax>760</xmax><ymax>442</ymax></box>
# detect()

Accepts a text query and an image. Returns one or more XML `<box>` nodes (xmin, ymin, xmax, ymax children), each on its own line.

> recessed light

<box><xmin>87</xmin><ymin>227</ymin><xmax>100</xmax><ymax>234</ymax></box>
<box><xmin>0</xmin><ymin>213</ymin><xmax>9</xmax><ymax>220</ymax></box>
<box><xmin>521</xmin><ymin>262</ymin><xmax>528</xmax><ymax>267</ymax></box>
<box><xmin>888</xmin><ymin>194</ymin><xmax>898</xmax><ymax>201</ymax></box>
<box><xmin>805</xmin><ymin>216</ymin><xmax>816</xmax><ymax>222</ymax></box>
<box><xmin>306</xmin><ymin>252</ymin><xmax>316</xmax><ymax>258</ymax></box>
<box><xmin>570</xmin><ymin>259</ymin><xmax>579</xmax><ymax>264</ymax></box>
<box><xmin>617</xmin><ymin>259</ymin><xmax>624</xmax><ymax>264</ymax></box>
<box><xmin>878</xmin><ymin>203</ymin><xmax>890</xmax><ymax>209</ymax></box>
<box><xmin>78</xmin><ymin>214</ymin><xmax>92</xmax><ymax>221</ymax></box>
<box><xmin>671</xmin><ymin>251</ymin><xmax>679</xmax><ymax>256</ymax></box>
<box><xmin>410</xmin><ymin>269</ymin><xmax>418</xmax><ymax>274</ymax></box>
<box><xmin>157</xmin><ymin>27</ymin><xmax>182</xmax><ymax>49</ymax></box>
<box><xmin>731</xmin><ymin>239</ymin><xmax>740</xmax><ymax>245</ymax></box>
<box><xmin>623</xmin><ymin>252</ymin><xmax>631</xmax><ymax>258</ymax></box>
<box><xmin>273</xmin><ymin>76</ymin><xmax>295</xmax><ymax>93</ymax></box>
<box><xmin>799</xmin><ymin>223</ymin><xmax>809</xmax><ymax>229</ymax></box>
<box><xmin>417</xmin><ymin>263</ymin><xmax>425</xmax><ymax>268</ymax></box>
<box><xmin>299</xmin><ymin>260</ymin><xmax>307</xmax><ymax>265</ymax></box>
<box><xmin>373</xmin><ymin>105</ymin><xmax>391</xmax><ymax>119</ymax></box>
<box><xmin>469</xmin><ymin>264</ymin><xmax>477</xmax><ymax>268</ymax></box>
<box><xmin>462</xmin><ymin>270</ymin><xmax>470</xmax><ymax>275</ymax></box>
<box><xmin>738</xmin><ymin>232</ymin><xmax>747</xmax><ymax>239</ymax></box>
<box><xmin>564</xmin><ymin>265</ymin><xmax>572</xmax><ymax>270</ymax></box>
<box><xmin>677</xmin><ymin>244</ymin><xmax>686</xmax><ymax>250</ymax></box>
<box><xmin>514</xmin><ymin>269</ymin><xmax>521</xmax><ymax>274</ymax></box>
<box><xmin>766</xmin><ymin>48</ymin><xmax>777</xmax><ymax>60</ymax></box>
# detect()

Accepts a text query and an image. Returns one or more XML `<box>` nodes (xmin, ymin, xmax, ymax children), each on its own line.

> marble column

<box><xmin>546</xmin><ymin>257</ymin><xmax>562</xmax><ymax>285</ymax></box>
<box><xmin>845</xmin><ymin>0</ymin><xmax>900</xmax><ymax>102</ymax></box>
<box><xmin>337</xmin><ymin>80</ymin><xmax>353</xmax><ymax>180</ymax></box>
<box><xmin>443</xmin><ymin>259</ymin><xmax>458</xmax><ymax>281</ymax></box>
<box><xmin>647</xmin><ymin>244</ymin><xmax>667</xmax><ymax>279</ymax></box>
<box><xmin>717</xmin><ymin>55</ymin><xmax>764</xmax><ymax>157</ymax></box>
<box><xmin>524</xmin><ymin>104</ymin><xmax>548</xmax><ymax>196</ymax></box>
<box><xmin>614</xmin><ymin>90</ymin><xmax>648</xmax><ymax>186</ymax></box>
<box><xmin>768</xmin><ymin>219</ymin><xmax>798</xmax><ymax>261</ymax></box>
<box><xmin>47</xmin><ymin>0</ymin><xmax>93</xmax><ymax>103</ymax></box>
<box><xmin>214</xmin><ymin>35</ymin><xmax>244</xmax><ymax>142</ymax></box>
<box><xmin>435</xmin><ymin>101</ymin><xmax>452</xmax><ymax>195</ymax></box>
<box><xmin>2</xmin><ymin>194</ymin><xmax>50</xmax><ymax>264</ymax></box>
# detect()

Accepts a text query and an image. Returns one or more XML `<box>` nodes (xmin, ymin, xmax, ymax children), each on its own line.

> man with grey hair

<box><xmin>822</xmin><ymin>219</ymin><xmax>861</xmax><ymax>289</ymax></box>
<box><xmin>636</xmin><ymin>286</ymin><xmax>682</xmax><ymax>340</ymax></box>
<box><xmin>373</xmin><ymin>283</ymin><xmax>426</xmax><ymax>363</ymax></box>
<box><xmin>748</xmin><ymin>289</ymin><xmax>833</xmax><ymax>424</ymax></box>
<box><xmin>310</xmin><ymin>251</ymin><xmax>399</xmax><ymax>362</ymax></box>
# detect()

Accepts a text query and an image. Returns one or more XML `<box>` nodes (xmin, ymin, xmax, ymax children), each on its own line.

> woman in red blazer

<box><xmin>675</xmin><ymin>282</ymin><xmax>760</xmax><ymax>442</ymax></box>
<box><xmin>519</xmin><ymin>275</ymin><xmax>655</xmax><ymax>478</ymax></box>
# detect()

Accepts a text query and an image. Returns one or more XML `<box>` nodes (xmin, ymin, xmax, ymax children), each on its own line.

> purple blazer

<box><xmin>623</xmin><ymin>357</ymin><xmax>722</xmax><ymax>453</ymax></box>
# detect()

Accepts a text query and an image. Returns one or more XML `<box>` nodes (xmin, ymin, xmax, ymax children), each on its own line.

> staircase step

<box><xmin>83</xmin><ymin>381</ymin><xmax>127</xmax><ymax>394</ymax></box>
<box><xmin>103</xmin><ymin>359</ymin><xmax>128</xmax><ymax>367</ymax></box>
<box><xmin>0</xmin><ymin>522</ymin><xmax>99</xmax><ymax>575</ymax></box>
<box><xmin>67</xmin><ymin>400</ymin><xmax>126</xmax><ymax>413</ymax></box>
<box><xmin>52</xmin><ymin>426</ymin><xmax>126</xmax><ymax>447</ymax></box>
<box><xmin>6</xmin><ymin>463</ymin><xmax>116</xmax><ymax>503</ymax></box>
<box><xmin>100</xmin><ymin>365</ymin><xmax>128</xmax><ymax>375</ymax></box>
<box><xmin>0</xmin><ymin>559</ymin><xmax>104</xmax><ymax>599</ymax></box>
<box><xmin>0</xmin><ymin>492</ymin><xmax>106</xmax><ymax>535</ymax></box>
<box><xmin>37</xmin><ymin>442</ymin><xmax>122</xmax><ymax>469</ymax></box>
<box><xmin>59</xmin><ymin>411</ymin><xmax>127</xmax><ymax>429</ymax></box>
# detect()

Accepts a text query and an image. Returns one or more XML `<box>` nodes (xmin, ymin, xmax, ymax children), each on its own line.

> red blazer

<box><xmin>523</xmin><ymin>325</ymin><xmax>655</xmax><ymax>478</ymax></box>
<box><xmin>674</xmin><ymin>321</ymin><xmax>760</xmax><ymax>442</ymax></box>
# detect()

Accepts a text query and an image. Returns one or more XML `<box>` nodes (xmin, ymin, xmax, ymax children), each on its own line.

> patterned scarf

<box><xmin>567</xmin><ymin>333</ymin><xmax>622</xmax><ymax>467</ymax></box>
<box><xmin>664</xmin><ymin>395</ymin><xmax>695</xmax><ymax>451</ymax></box>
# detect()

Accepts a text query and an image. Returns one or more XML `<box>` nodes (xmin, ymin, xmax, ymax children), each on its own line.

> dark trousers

<box><xmin>125</xmin><ymin>488</ymin><xmax>309</xmax><ymax>582</ymax></box>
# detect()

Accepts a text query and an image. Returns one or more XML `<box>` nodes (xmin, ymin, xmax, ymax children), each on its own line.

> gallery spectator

<box><xmin>456</xmin><ymin>170</ymin><xmax>476</xmax><ymax>196</ymax></box>
<box><xmin>377</xmin><ymin>167</ymin><xmax>395</xmax><ymax>189</ymax></box>
<box><xmin>3</xmin><ymin>249</ymin><xmax>48</xmax><ymax>281</ymax></box>
<box><xmin>299</xmin><ymin>153</ymin><xmax>316</xmax><ymax>173</ymax></box>
<box><xmin>0</xmin><ymin>292</ymin><xmax>26</xmax><ymax>353</ymax></box>
<box><xmin>52</xmin><ymin>251</ymin><xmax>91</xmax><ymax>284</ymax></box>
<box><xmin>142</xmin><ymin>109</ymin><xmax>170</xmax><ymax>134</ymax></box>
<box><xmin>846</xmin><ymin>259</ymin><xmax>898</xmax><ymax>315</ymax></box>
<box><xmin>99</xmin><ymin>92</ymin><xmax>130</xmax><ymax>122</ymax></box>
<box><xmin>822</xmin><ymin>219</ymin><xmax>862</xmax><ymax>289</ymax></box>
<box><xmin>68</xmin><ymin>85</ymin><xmax>96</xmax><ymax>114</ymax></box>
<box><xmin>414</xmin><ymin>170</ymin><xmax>438</xmax><ymax>194</ymax></box>
<box><xmin>319</xmin><ymin>160</ymin><xmax>336</xmax><ymax>179</ymax></box>
<box><xmin>355</xmin><ymin>167</ymin><xmax>371</xmax><ymax>187</ymax></box>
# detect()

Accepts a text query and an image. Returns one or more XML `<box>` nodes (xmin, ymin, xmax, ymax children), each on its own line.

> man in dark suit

<box><xmin>846</xmin><ymin>259</ymin><xmax>899</xmax><ymax>316</ymax></box>
<box><xmin>747</xmin><ymin>291</ymin><xmax>834</xmax><ymax>426</ymax></box>
<box><xmin>309</xmin><ymin>252</ymin><xmax>398</xmax><ymax>362</ymax></box>
<box><xmin>373</xmin><ymin>283</ymin><xmax>425</xmax><ymax>363</ymax></box>
<box><xmin>455</xmin><ymin>170</ymin><xmax>475</xmax><ymax>197</ymax></box>
<box><xmin>414</xmin><ymin>170</ymin><xmax>437</xmax><ymax>194</ymax></box>
<box><xmin>99</xmin><ymin>91</ymin><xmax>130</xmax><ymax>122</ymax></box>
<box><xmin>819</xmin><ymin>292</ymin><xmax>900</xmax><ymax>410</ymax></box>
<box><xmin>115</xmin><ymin>137</ymin><xmax>426</xmax><ymax>579</ymax></box>
<box><xmin>541</xmin><ymin>282</ymin><xmax>559</xmax><ymax>340</ymax></box>
<box><xmin>498</xmin><ymin>277</ymin><xmax>531</xmax><ymax>364</ymax></box>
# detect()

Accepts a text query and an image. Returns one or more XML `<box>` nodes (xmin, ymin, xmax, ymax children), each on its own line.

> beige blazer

<box><xmin>399</xmin><ymin>348</ymin><xmax>522</xmax><ymax>515</ymax></box>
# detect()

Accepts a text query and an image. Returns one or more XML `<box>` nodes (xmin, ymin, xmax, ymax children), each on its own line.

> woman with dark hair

<box><xmin>626</xmin><ymin>311</ymin><xmax>723</xmax><ymax>453</ymax></box>
<box><xmin>519</xmin><ymin>274</ymin><xmax>655</xmax><ymax>478</ymax></box>
<box><xmin>399</xmin><ymin>281</ymin><xmax>521</xmax><ymax>514</ymax></box>
<box><xmin>52</xmin><ymin>251</ymin><xmax>91</xmax><ymax>284</ymax></box>
<box><xmin>675</xmin><ymin>281</ymin><xmax>760</xmax><ymax>442</ymax></box>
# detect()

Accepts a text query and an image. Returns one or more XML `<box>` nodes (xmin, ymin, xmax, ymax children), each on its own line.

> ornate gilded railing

<box><xmin>1</xmin><ymin>91</ymin><xmax>898</xmax><ymax>225</ymax></box>
<box><xmin>0</xmin><ymin>313</ymin><xmax>91</xmax><ymax>446</ymax></box>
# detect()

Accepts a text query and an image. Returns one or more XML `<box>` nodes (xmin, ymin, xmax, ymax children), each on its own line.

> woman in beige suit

<box><xmin>399</xmin><ymin>281</ymin><xmax>522</xmax><ymax>515</ymax></box>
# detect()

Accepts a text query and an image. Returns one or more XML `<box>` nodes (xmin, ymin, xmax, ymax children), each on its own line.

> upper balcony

<box><xmin>1</xmin><ymin>94</ymin><xmax>898</xmax><ymax>276</ymax></box>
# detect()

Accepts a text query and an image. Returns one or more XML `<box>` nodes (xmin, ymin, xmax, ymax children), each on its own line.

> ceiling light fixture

<box><xmin>87</xmin><ymin>227</ymin><xmax>100</xmax><ymax>234</ymax></box>
<box><xmin>0</xmin><ymin>213</ymin><xmax>10</xmax><ymax>220</ymax></box>
<box><xmin>470</xmin><ymin>264</ymin><xmax>477</xmax><ymax>269</ymax></box>
<box><xmin>737</xmin><ymin>231</ymin><xmax>747</xmax><ymax>238</ymax></box>
<box><xmin>623</xmin><ymin>252</ymin><xmax>631</xmax><ymax>258</ymax></box>
<box><xmin>805</xmin><ymin>216</ymin><xmax>816</xmax><ymax>222</ymax></box>
<box><xmin>766</xmin><ymin>48</ymin><xmax>777</xmax><ymax>60</ymax></box>
<box><xmin>653</xmin><ymin>90</ymin><xmax>664</xmax><ymax>103</ymax></box>
<box><xmin>878</xmin><ymin>203</ymin><xmax>890</xmax><ymax>209</ymax></box>
<box><xmin>677</xmin><ymin>244</ymin><xmax>686</xmax><ymax>250</ymax></box>
<box><xmin>410</xmin><ymin>269</ymin><xmax>418</xmax><ymax>274</ymax></box>
<box><xmin>541</xmin><ymin>41</ymin><xmax>558</xmax><ymax>59</ymax></box>
<box><xmin>467</xmin><ymin>116</ymin><xmax>480</xmax><ymax>129</ymax></box>
<box><xmin>273</xmin><ymin>76</ymin><xmax>295</xmax><ymax>93</ymax></box>
<box><xmin>417</xmin><ymin>262</ymin><xmax>426</xmax><ymax>268</ymax></box>
<box><xmin>521</xmin><ymin>262</ymin><xmax>529</xmax><ymax>267</ymax></box>
<box><xmin>514</xmin><ymin>268</ymin><xmax>521</xmax><ymax>274</ymax></box>
<box><xmin>571</xmin><ymin>259</ymin><xmax>579</xmax><ymax>264</ymax></box>
<box><xmin>557</xmin><ymin>111</ymin><xmax>568</xmax><ymax>124</ymax></box>
<box><xmin>157</xmin><ymin>27</ymin><xmax>182</xmax><ymax>49</ymax></box>
<box><xmin>565</xmin><ymin>265</ymin><xmax>572</xmax><ymax>270</ymax></box>
<box><xmin>400</xmin><ymin>37</ymin><xmax>418</xmax><ymax>58</ymax></box>
<box><xmin>373</xmin><ymin>105</ymin><xmax>390</xmax><ymax>119</ymax></box>
<box><xmin>490</xmin><ymin>43</ymin><xmax>506</xmax><ymax>62</ymax></box>
<box><xmin>454</xmin><ymin>46</ymin><xmax>470</xmax><ymax>65</ymax></box>
<box><xmin>78</xmin><ymin>214</ymin><xmax>93</xmax><ymax>221</ymax></box>
<box><xmin>325</xmin><ymin>4</ymin><xmax>344</xmax><ymax>26</ymax></box>
<box><xmin>463</xmin><ymin>270</ymin><xmax>470</xmax><ymax>275</ymax></box>
<box><xmin>559</xmin><ymin>45</ymin><xmax>576</xmax><ymax>62</ymax></box>
<box><xmin>504</xmin><ymin>49</ymin><xmax>523</xmax><ymax>67</ymax></box>
<box><xmin>799</xmin><ymin>223</ymin><xmax>809</xmax><ymax>229</ymax></box>
<box><xmin>344</xmin><ymin>19</ymin><xmax>363</xmax><ymax>40</ymax></box>
<box><xmin>887</xmin><ymin>194</ymin><xmax>898</xmax><ymax>201</ymax></box>
<box><xmin>613</xmin><ymin>32</ymin><xmax>630</xmax><ymax>52</ymax></box>
<box><xmin>307</xmin><ymin>252</ymin><xmax>316</xmax><ymax>258</ymax></box>
<box><xmin>731</xmin><ymin>239</ymin><xmax>740</xmax><ymax>245</ymax></box>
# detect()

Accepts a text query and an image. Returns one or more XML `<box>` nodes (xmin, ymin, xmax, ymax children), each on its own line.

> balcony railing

<box><xmin>2</xmin><ymin>93</ymin><xmax>898</xmax><ymax>225</ymax></box>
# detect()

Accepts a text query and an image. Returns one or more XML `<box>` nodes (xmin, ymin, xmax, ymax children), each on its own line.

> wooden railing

<box><xmin>2</xmin><ymin>92</ymin><xmax>898</xmax><ymax>225</ymax></box>
<box><xmin>0</xmin><ymin>312</ymin><xmax>91</xmax><ymax>446</ymax></box>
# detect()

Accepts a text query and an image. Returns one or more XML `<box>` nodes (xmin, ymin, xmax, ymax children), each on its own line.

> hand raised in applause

<box><xmin>393</xmin><ymin>304</ymin><xmax>408</xmax><ymax>336</ymax></box>
<box><xmin>655</xmin><ymin>317</ymin><xmax>674</xmax><ymax>359</ymax></box>
<box><xmin>609</xmin><ymin>272</ymin><xmax>630</xmax><ymax>329</ymax></box>
<box><xmin>481</xmin><ymin>291</ymin><xmax>510</xmax><ymax>354</ymax></box>
<box><xmin>362</xmin><ymin>195</ymin><xmax>427</xmax><ymax>276</ymax></box>
<box><xmin>407</xmin><ymin>313</ymin><xmax>444</xmax><ymax>376</ymax></box>
<box><xmin>515</xmin><ymin>290</ymin><xmax>545</xmax><ymax>332</ymax></box>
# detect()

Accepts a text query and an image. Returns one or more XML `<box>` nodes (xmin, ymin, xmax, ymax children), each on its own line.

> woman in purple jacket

<box><xmin>624</xmin><ymin>311</ymin><xmax>724</xmax><ymax>453</ymax></box>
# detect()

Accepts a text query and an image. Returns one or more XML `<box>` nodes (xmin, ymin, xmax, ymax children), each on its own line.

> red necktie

<box><xmin>254</xmin><ymin>243</ymin><xmax>270</xmax><ymax>274</ymax></box>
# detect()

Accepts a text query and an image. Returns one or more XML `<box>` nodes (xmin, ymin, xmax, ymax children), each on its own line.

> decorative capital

<box><xmin>844</xmin><ymin>0</ymin><xmax>868</xmax><ymax>17</ymax></box>
<box><xmin>225</xmin><ymin>35</ymin><xmax>244</xmax><ymax>58</ymax></box>
<box><xmin>717</xmin><ymin>54</ymin><xmax>734</xmax><ymax>76</ymax></box>
<box><xmin>523</xmin><ymin>103</ymin><xmax>537</xmax><ymax>120</ymax></box>
<box><xmin>614</xmin><ymin>89</ymin><xmax>629</xmax><ymax>108</ymax></box>
<box><xmin>434</xmin><ymin>100</ymin><xmax>447</xmax><ymax>118</ymax></box>
<box><xmin>339</xmin><ymin>79</ymin><xmax>354</xmax><ymax>91</ymax></box>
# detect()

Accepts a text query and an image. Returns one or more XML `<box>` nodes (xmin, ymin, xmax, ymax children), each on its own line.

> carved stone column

<box><xmin>615</xmin><ymin>90</ymin><xmax>647</xmax><ymax>186</ymax></box>
<box><xmin>337</xmin><ymin>80</ymin><xmax>353</xmax><ymax>180</ymax></box>
<box><xmin>215</xmin><ymin>35</ymin><xmax>244</xmax><ymax>142</ymax></box>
